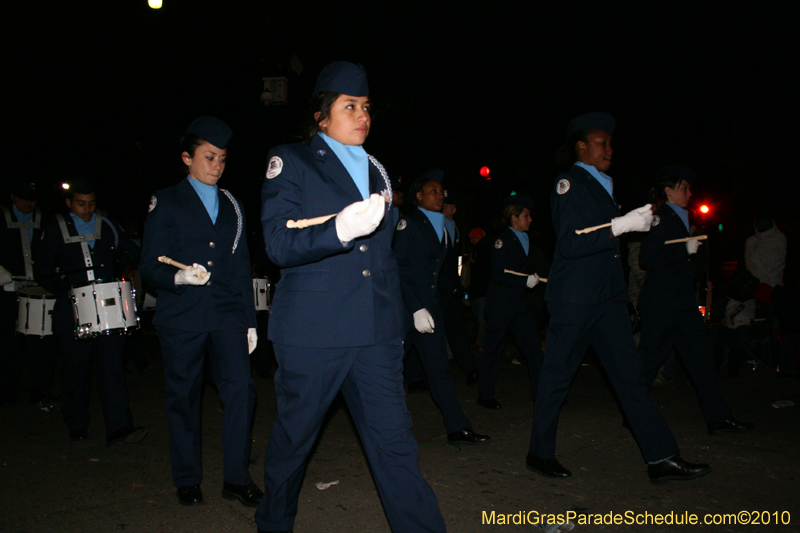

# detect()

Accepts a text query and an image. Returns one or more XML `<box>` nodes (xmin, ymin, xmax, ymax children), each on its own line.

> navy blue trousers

<box><xmin>639</xmin><ymin>305</ymin><xmax>731</xmax><ymax>424</ymax></box>
<box><xmin>54</xmin><ymin>303</ymin><xmax>133</xmax><ymax>438</ymax></box>
<box><xmin>157</xmin><ymin>326</ymin><xmax>256</xmax><ymax>488</ymax></box>
<box><xmin>256</xmin><ymin>339</ymin><xmax>446</xmax><ymax>533</ymax></box>
<box><xmin>529</xmin><ymin>298</ymin><xmax>680</xmax><ymax>463</ymax></box>
<box><xmin>478</xmin><ymin>306</ymin><xmax>543</xmax><ymax>402</ymax></box>
<box><xmin>404</xmin><ymin>304</ymin><xmax>471</xmax><ymax>434</ymax></box>
<box><xmin>439</xmin><ymin>293</ymin><xmax>479</xmax><ymax>376</ymax></box>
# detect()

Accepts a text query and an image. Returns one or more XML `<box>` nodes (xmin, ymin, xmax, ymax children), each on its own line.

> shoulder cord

<box><xmin>368</xmin><ymin>155</ymin><xmax>393</xmax><ymax>205</ymax></box>
<box><xmin>220</xmin><ymin>189</ymin><xmax>242</xmax><ymax>254</ymax></box>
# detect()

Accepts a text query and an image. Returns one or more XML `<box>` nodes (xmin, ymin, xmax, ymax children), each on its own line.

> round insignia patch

<box><xmin>652</xmin><ymin>215</ymin><xmax>660</xmax><ymax>227</ymax></box>
<box><xmin>396</xmin><ymin>219</ymin><xmax>407</xmax><ymax>231</ymax></box>
<box><xmin>148</xmin><ymin>195</ymin><xmax>157</xmax><ymax>213</ymax></box>
<box><xmin>266</xmin><ymin>156</ymin><xmax>283</xmax><ymax>179</ymax></box>
<box><xmin>494</xmin><ymin>239</ymin><xmax>503</xmax><ymax>249</ymax></box>
<box><xmin>557</xmin><ymin>179</ymin><xmax>571</xmax><ymax>195</ymax></box>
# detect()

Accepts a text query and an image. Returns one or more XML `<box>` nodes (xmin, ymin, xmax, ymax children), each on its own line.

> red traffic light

<box><xmin>699</xmin><ymin>205</ymin><xmax>710</xmax><ymax>214</ymax></box>
<box><xmin>480</xmin><ymin>166</ymin><xmax>491</xmax><ymax>178</ymax></box>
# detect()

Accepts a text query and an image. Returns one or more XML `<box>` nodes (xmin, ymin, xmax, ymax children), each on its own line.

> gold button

<box><xmin>209</xmin><ymin>242</ymin><xmax>215</xmax><ymax>248</ymax></box>
<box><xmin>207</xmin><ymin>261</ymin><xmax>214</xmax><ymax>267</ymax></box>
<box><xmin>359</xmin><ymin>244</ymin><xmax>368</xmax><ymax>252</ymax></box>
<box><xmin>362</xmin><ymin>270</ymin><xmax>371</xmax><ymax>277</ymax></box>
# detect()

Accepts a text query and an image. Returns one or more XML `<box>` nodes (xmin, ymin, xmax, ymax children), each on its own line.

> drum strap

<box><xmin>2</xmin><ymin>206</ymin><xmax>40</xmax><ymax>280</ymax></box>
<box><xmin>55</xmin><ymin>214</ymin><xmax>104</xmax><ymax>281</ymax></box>
<box><xmin>220</xmin><ymin>189</ymin><xmax>242</xmax><ymax>254</ymax></box>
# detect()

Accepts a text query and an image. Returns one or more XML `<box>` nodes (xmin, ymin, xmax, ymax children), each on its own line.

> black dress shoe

<box><xmin>177</xmin><ymin>485</ymin><xmax>203</xmax><ymax>506</ymax></box>
<box><xmin>107</xmin><ymin>426</ymin><xmax>148</xmax><ymax>446</ymax></box>
<box><xmin>447</xmin><ymin>427</ymin><xmax>491</xmax><ymax>445</ymax></box>
<box><xmin>477</xmin><ymin>398</ymin><xmax>502</xmax><ymax>410</ymax></box>
<box><xmin>222</xmin><ymin>482</ymin><xmax>263</xmax><ymax>507</ymax></box>
<box><xmin>465</xmin><ymin>370</ymin><xmax>479</xmax><ymax>386</ymax></box>
<box><xmin>648</xmin><ymin>456</ymin><xmax>711</xmax><ymax>484</ymax></box>
<box><xmin>69</xmin><ymin>428</ymin><xmax>89</xmax><ymax>441</ymax></box>
<box><xmin>707</xmin><ymin>417</ymin><xmax>754</xmax><ymax>435</ymax></box>
<box><xmin>526</xmin><ymin>454</ymin><xmax>571</xmax><ymax>478</ymax></box>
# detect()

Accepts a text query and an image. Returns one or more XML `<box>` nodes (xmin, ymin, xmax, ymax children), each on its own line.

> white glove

<box><xmin>247</xmin><ymin>328</ymin><xmax>258</xmax><ymax>354</ymax></box>
<box><xmin>335</xmin><ymin>194</ymin><xmax>386</xmax><ymax>243</ymax></box>
<box><xmin>686</xmin><ymin>239</ymin><xmax>703</xmax><ymax>255</ymax></box>
<box><xmin>0</xmin><ymin>265</ymin><xmax>12</xmax><ymax>286</ymax></box>
<box><xmin>611</xmin><ymin>204</ymin><xmax>653</xmax><ymax>236</ymax></box>
<box><xmin>526</xmin><ymin>273</ymin><xmax>540</xmax><ymax>288</ymax></box>
<box><xmin>413</xmin><ymin>308</ymin><xmax>435</xmax><ymax>333</ymax></box>
<box><xmin>174</xmin><ymin>264</ymin><xmax>210</xmax><ymax>286</ymax></box>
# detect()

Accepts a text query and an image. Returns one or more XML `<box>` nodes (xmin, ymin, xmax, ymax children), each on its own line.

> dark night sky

<box><xmin>8</xmin><ymin>1</ymin><xmax>798</xmax><ymax>263</ymax></box>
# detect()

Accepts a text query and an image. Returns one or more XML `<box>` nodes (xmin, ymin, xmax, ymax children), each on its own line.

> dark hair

<box><xmin>179</xmin><ymin>133</ymin><xmax>207</xmax><ymax>172</ymax></box>
<box><xmin>305</xmin><ymin>90</ymin><xmax>340</xmax><ymax>142</ymax></box>
<box><xmin>648</xmin><ymin>175</ymin><xmax>684</xmax><ymax>205</ymax></box>
<box><xmin>555</xmin><ymin>127</ymin><xmax>594</xmax><ymax>167</ymax></box>
<box><xmin>502</xmin><ymin>204</ymin><xmax>525</xmax><ymax>227</ymax></box>
<box><xmin>409</xmin><ymin>176</ymin><xmax>436</xmax><ymax>209</ymax></box>
<box><xmin>754</xmin><ymin>216</ymin><xmax>774</xmax><ymax>233</ymax></box>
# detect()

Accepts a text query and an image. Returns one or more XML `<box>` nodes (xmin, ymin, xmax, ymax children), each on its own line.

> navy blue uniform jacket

<box><xmin>546</xmin><ymin>165</ymin><xmax>626</xmax><ymax>304</ymax></box>
<box><xmin>639</xmin><ymin>203</ymin><xmax>697</xmax><ymax>312</ymax></box>
<box><xmin>34</xmin><ymin>214</ymin><xmax>139</xmax><ymax>297</ymax></box>
<box><xmin>261</xmin><ymin>135</ymin><xmax>402</xmax><ymax>348</ymax></box>
<box><xmin>139</xmin><ymin>178</ymin><xmax>256</xmax><ymax>333</ymax></box>
<box><xmin>486</xmin><ymin>228</ymin><xmax>539</xmax><ymax>313</ymax></box>
<box><xmin>393</xmin><ymin>210</ymin><xmax>447</xmax><ymax>321</ymax></box>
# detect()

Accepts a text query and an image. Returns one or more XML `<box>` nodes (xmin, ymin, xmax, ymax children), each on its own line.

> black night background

<box><xmin>8</xmin><ymin>1</ymin><xmax>798</xmax><ymax>278</ymax></box>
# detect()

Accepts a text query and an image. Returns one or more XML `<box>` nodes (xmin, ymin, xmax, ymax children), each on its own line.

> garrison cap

<box><xmin>314</xmin><ymin>61</ymin><xmax>369</xmax><ymax>97</ymax></box>
<box><xmin>186</xmin><ymin>116</ymin><xmax>232</xmax><ymax>150</ymax></box>
<box><xmin>66</xmin><ymin>175</ymin><xmax>95</xmax><ymax>195</ymax></box>
<box><xmin>655</xmin><ymin>164</ymin><xmax>697</xmax><ymax>185</ymax></box>
<box><xmin>503</xmin><ymin>193</ymin><xmax>534</xmax><ymax>213</ymax></box>
<box><xmin>567</xmin><ymin>112</ymin><xmax>616</xmax><ymax>137</ymax></box>
<box><xmin>11</xmin><ymin>178</ymin><xmax>38</xmax><ymax>200</ymax></box>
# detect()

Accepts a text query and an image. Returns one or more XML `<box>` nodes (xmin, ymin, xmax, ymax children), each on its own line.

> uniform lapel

<box><xmin>573</xmin><ymin>166</ymin><xmax>619</xmax><ymax>214</ymax></box>
<box><xmin>311</xmin><ymin>135</ymin><xmax>364</xmax><ymax>203</ymax></box>
<box><xmin>180</xmin><ymin>178</ymin><xmax>216</xmax><ymax>230</ymax></box>
<box><xmin>664</xmin><ymin>206</ymin><xmax>690</xmax><ymax>237</ymax></box>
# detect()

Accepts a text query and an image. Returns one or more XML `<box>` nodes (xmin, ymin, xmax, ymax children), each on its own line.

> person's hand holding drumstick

<box><xmin>160</xmin><ymin>256</ymin><xmax>211</xmax><ymax>286</ymax></box>
<box><xmin>609</xmin><ymin>204</ymin><xmax>653</xmax><ymax>237</ymax></box>
<box><xmin>334</xmin><ymin>193</ymin><xmax>386</xmax><ymax>243</ymax></box>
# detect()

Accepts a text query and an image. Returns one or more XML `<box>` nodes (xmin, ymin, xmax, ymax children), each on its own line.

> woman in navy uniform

<box><xmin>256</xmin><ymin>62</ymin><xmax>446</xmax><ymax>533</ymax></box>
<box><xmin>34</xmin><ymin>176</ymin><xmax>146</xmax><ymax>445</ymax></box>
<box><xmin>477</xmin><ymin>194</ymin><xmax>544</xmax><ymax>410</ymax></box>
<box><xmin>394</xmin><ymin>171</ymin><xmax>489</xmax><ymax>444</ymax></box>
<box><xmin>139</xmin><ymin>117</ymin><xmax>261</xmax><ymax>507</ymax></box>
<box><xmin>526</xmin><ymin>112</ymin><xmax>712</xmax><ymax>484</ymax></box>
<box><xmin>638</xmin><ymin>165</ymin><xmax>752</xmax><ymax>434</ymax></box>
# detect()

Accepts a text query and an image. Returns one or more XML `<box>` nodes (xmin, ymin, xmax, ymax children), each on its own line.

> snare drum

<box><xmin>16</xmin><ymin>286</ymin><xmax>56</xmax><ymax>337</ymax></box>
<box><xmin>253</xmin><ymin>277</ymin><xmax>271</xmax><ymax>311</ymax></box>
<box><xmin>70</xmin><ymin>279</ymin><xmax>139</xmax><ymax>339</ymax></box>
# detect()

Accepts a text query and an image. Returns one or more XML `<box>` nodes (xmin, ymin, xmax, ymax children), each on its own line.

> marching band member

<box><xmin>394</xmin><ymin>171</ymin><xmax>490</xmax><ymax>445</ymax></box>
<box><xmin>34</xmin><ymin>176</ymin><xmax>146</xmax><ymax>445</ymax></box>
<box><xmin>139</xmin><ymin>117</ymin><xmax>261</xmax><ymax>507</ymax></box>
<box><xmin>477</xmin><ymin>194</ymin><xmax>544</xmax><ymax>410</ymax></box>
<box><xmin>256</xmin><ymin>61</ymin><xmax>446</xmax><ymax>533</ymax></box>
<box><xmin>638</xmin><ymin>165</ymin><xmax>753</xmax><ymax>434</ymax></box>
<box><xmin>526</xmin><ymin>112</ymin><xmax>711</xmax><ymax>484</ymax></box>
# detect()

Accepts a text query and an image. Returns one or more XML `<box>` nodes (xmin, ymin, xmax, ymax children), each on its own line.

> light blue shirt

<box><xmin>188</xmin><ymin>176</ymin><xmax>219</xmax><ymax>224</ymax></box>
<box><xmin>70</xmin><ymin>212</ymin><xmax>96</xmax><ymax>249</ymax></box>
<box><xmin>444</xmin><ymin>218</ymin><xmax>457</xmax><ymax>244</ymax></box>
<box><xmin>419</xmin><ymin>208</ymin><xmax>445</xmax><ymax>242</ymax></box>
<box><xmin>320</xmin><ymin>132</ymin><xmax>370</xmax><ymax>200</ymax></box>
<box><xmin>667</xmin><ymin>203</ymin><xmax>691</xmax><ymax>233</ymax></box>
<box><xmin>12</xmin><ymin>205</ymin><xmax>33</xmax><ymax>244</ymax></box>
<box><xmin>510</xmin><ymin>227</ymin><xmax>529</xmax><ymax>256</ymax></box>
<box><xmin>575</xmin><ymin>162</ymin><xmax>614</xmax><ymax>198</ymax></box>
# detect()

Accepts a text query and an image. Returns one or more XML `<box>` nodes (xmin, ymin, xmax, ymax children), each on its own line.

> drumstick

<box><xmin>503</xmin><ymin>269</ymin><xmax>547</xmax><ymax>282</ymax></box>
<box><xmin>665</xmin><ymin>235</ymin><xmax>708</xmax><ymax>245</ymax></box>
<box><xmin>575</xmin><ymin>222</ymin><xmax>612</xmax><ymax>235</ymax></box>
<box><xmin>158</xmin><ymin>256</ymin><xmax>209</xmax><ymax>279</ymax></box>
<box><xmin>286</xmin><ymin>195</ymin><xmax>391</xmax><ymax>229</ymax></box>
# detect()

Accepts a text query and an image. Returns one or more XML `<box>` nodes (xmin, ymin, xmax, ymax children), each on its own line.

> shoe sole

<box><xmin>447</xmin><ymin>439</ymin><xmax>490</xmax><ymax>446</ymax></box>
<box><xmin>649</xmin><ymin>468</ymin><xmax>712</xmax><ymax>485</ymax></box>
<box><xmin>525</xmin><ymin>463</ymin><xmax>571</xmax><ymax>478</ymax></box>
<box><xmin>221</xmin><ymin>490</ymin><xmax>261</xmax><ymax>507</ymax></box>
<box><xmin>178</xmin><ymin>498</ymin><xmax>203</xmax><ymax>506</ymax></box>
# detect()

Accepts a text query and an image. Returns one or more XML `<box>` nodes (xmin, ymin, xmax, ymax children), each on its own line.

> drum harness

<box><xmin>2</xmin><ymin>206</ymin><xmax>41</xmax><ymax>288</ymax></box>
<box><xmin>55</xmin><ymin>214</ymin><xmax>119</xmax><ymax>282</ymax></box>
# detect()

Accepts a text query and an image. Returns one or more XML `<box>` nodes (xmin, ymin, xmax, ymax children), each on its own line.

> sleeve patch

<box><xmin>557</xmin><ymin>179</ymin><xmax>571</xmax><ymax>195</ymax></box>
<box><xmin>266</xmin><ymin>156</ymin><xmax>283</xmax><ymax>179</ymax></box>
<box><xmin>148</xmin><ymin>195</ymin><xmax>157</xmax><ymax>213</ymax></box>
<box><xmin>396</xmin><ymin>219</ymin><xmax>407</xmax><ymax>231</ymax></box>
<box><xmin>652</xmin><ymin>215</ymin><xmax>660</xmax><ymax>226</ymax></box>
<box><xmin>494</xmin><ymin>239</ymin><xmax>503</xmax><ymax>249</ymax></box>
